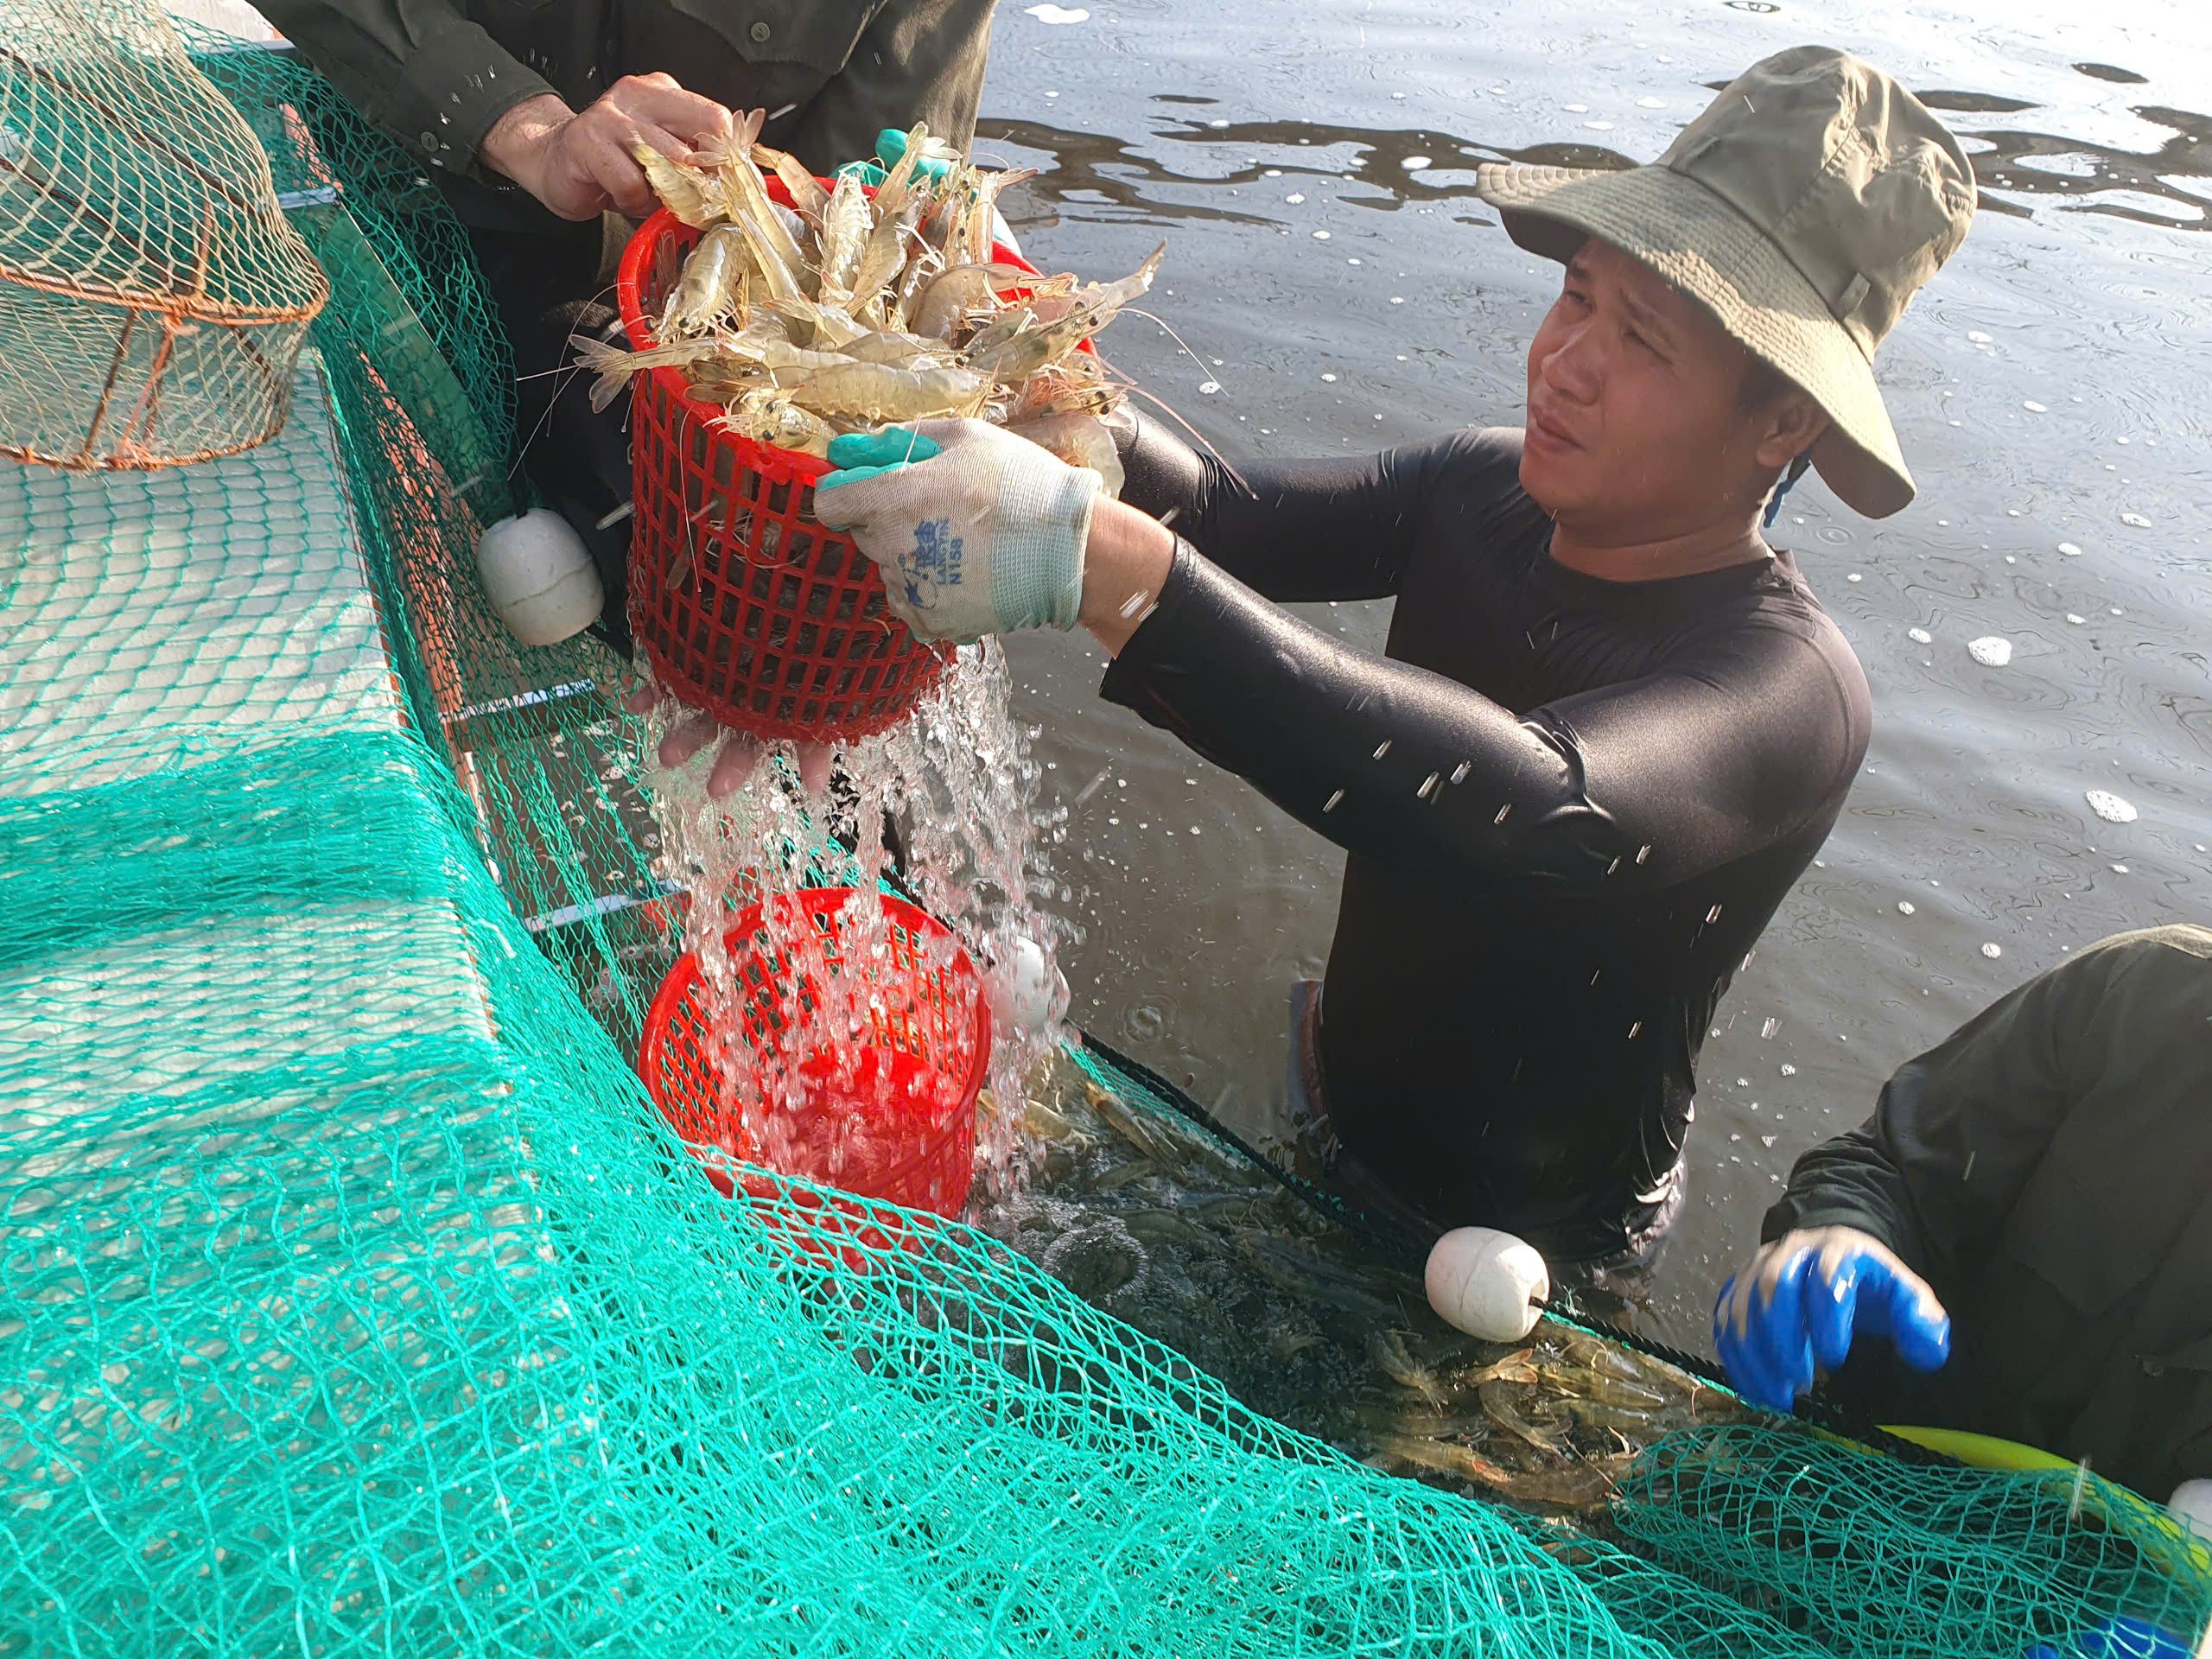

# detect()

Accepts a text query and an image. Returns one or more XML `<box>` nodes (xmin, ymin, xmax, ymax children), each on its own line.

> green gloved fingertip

<box><xmin>835</xmin><ymin>156</ymin><xmax>889</xmax><ymax>188</ymax></box>
<box><xmin>874</xmin><ymin>126</ymin><xmax>954</xmax><ymax>181</ymax></box>
<box><xmin>814</xmin><ymin>465</ymin><xmax>869</xmax><ymax>498</ymax></box>
<box><xmin>825</xmin><ymin>429</ymin><xmax>943</xmax><ymax>469</ymax></box>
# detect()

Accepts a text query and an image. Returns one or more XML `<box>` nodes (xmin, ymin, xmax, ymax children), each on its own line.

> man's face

<box><xmin>1520</xmin><ymin>238</ymin><xmax>1777</xmax><ymax>539</ymax></box>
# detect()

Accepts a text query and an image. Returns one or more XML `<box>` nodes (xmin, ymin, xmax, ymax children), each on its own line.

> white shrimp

<box><xmin>569</xmin><ymin>332</ymin><xmax>728</xmax><ymax>411</ymax></box>
<box><xmin>630</xmin><ymin>140</ymin><xmax>721</xmax><ymax>228</ymax></box>
<box><xmin>789</xmin><ymin>361</ymin><xmax>991</xmax><ymax>422</ymax></box>
<box><xmin>660</xmin><ymin>225</ymin><xmax>749</xmax><ymax>337</ymax></box>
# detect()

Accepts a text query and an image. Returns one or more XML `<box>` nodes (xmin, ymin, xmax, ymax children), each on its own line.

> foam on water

<box><xmin>2085</xmin><ymin>789</ymin><xmax>2139</xmax><ymax>824</ymax></box>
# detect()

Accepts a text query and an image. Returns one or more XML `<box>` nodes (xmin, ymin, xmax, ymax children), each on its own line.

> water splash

<box><xmin>639</xmin><ymin>642</ymin><xmax>1069</xmax><ymax>1206</ymax></box>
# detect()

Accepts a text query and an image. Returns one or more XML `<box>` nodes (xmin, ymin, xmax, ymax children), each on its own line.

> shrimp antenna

<box><xmin>1115</xmin><ymin>307</ymin><xmax>1257</xmax><ymax>498</ymax></box>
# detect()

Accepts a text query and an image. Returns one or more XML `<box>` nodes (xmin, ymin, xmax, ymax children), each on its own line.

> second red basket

<box><xmin>636</xmin><ymin>886</ymin><xmax>993</xmax><ymax>1218</ymax></box>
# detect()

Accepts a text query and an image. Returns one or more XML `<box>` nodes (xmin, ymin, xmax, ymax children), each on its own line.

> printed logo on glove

<box><xmin>814</xmin><ymin>420</ymin><xmax>1099</xmax><ymax>645</ymax></box>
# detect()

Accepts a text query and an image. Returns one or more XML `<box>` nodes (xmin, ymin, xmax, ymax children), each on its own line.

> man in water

<box><xmin>268</xmin><ymin>0</ymin><xmax>997</xmax><ymax>635</ymax></box>
<box><xmin>815</xmin><ymin>48</ymin><xmax>1975</xmax><ymax>1278</ymax></box>
<box><xmin>1713</xmin><ymin>926</ymin><xmax>2211</xmax><ymax>1522</ymax></box>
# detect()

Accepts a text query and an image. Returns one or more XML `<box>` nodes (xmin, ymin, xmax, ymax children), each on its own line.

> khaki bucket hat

<box><xmin>1475</xmin><ymin>45</ymin><xmax>1974</xmax><ymax>518</ymax></box>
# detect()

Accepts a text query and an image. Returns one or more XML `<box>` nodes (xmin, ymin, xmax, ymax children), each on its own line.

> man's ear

<box><xmin>1756</xmin><ymin>394</ymin><xmax>1831</xmax><ymax>470</ymax></box>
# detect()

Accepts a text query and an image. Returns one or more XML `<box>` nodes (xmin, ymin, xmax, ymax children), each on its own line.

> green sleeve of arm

<box><xmin>1762</xmin><ymin>939</ymin><xmax>2123</xmax><ymax>1272</ymax></box>
<box><xmin>260</xmin><ymin>0</ymin><xmax>556</xmax><ymax>175</ymax></box>
<box><xmin>779</xmin><ymin>0</ymin><xmax>997</xmax><ymax>171</ymax></box>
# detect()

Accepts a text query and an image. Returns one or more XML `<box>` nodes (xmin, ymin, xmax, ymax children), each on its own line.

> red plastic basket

<box><xmin>616</xmin><ymin>194</ymin><xmax>1048</xmax><ymax>744</ymax></box>
<box><xmin>636</xmin><ymin>886</ymin><xmax>993</xmax><ymax>1218</ymax></box>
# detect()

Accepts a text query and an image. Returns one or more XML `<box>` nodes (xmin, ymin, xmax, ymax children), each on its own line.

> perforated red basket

<box><xmin>636</xmin><ymin>886</ymin><xmax>993</xmax><ymax>1219</ymax></box>
<box><xmin>616</xmin><ymin>194</ymin><xmax>1046</xmax><ymax>743</ymax></box>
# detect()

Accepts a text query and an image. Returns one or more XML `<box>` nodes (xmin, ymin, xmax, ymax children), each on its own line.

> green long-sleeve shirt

<box><xmin>1764</xmin><ymin>925</ymin><xmax>2212</xmax><ymax>1500</ymax></box>
<box><xmin>264</xmin><ymin>0</ymin><xmax>999</xmax><ymax>230</ymax></box>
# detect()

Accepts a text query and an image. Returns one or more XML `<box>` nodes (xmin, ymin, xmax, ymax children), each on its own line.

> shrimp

<box><xmin>850</xmin><ymin>196</ymin><xmax>931</xmax><ymax>318</ymax></box>
<box><xmin>770</xmin><ymin>296</ymin><xmax>870</xmax><ymax>349</ymax></box>
<box><xmin>888</xmin><ymin>241</ymin><xmax>944</xmax><ymax>334</ymax></box>
<box><xmin>813</xmin><ymin>172</ymin><xmax>873</xmax><ymax>305</ymax></box>
<box><xmin>966</xmin><ymin>308</ymin><xmax>1094</xmax><ymax>385</ymax></box>
<box><xmin>1532</xmin><ymin>1352</ymin><xmax>1669</xmax><ymax>1413</ymax></box>
<box><xmin>961</xmin><ymin>167</ymin><xmax>1040</xmax><ymax>265</ymax></box>
<box><xmin>1069</xmin><ymin>241</ymin><xmax>1166</xmax><ymax>328</ymax></box>
<box><xmin>751</xmin><ymin>140</ymin><xmax>829</xmax><ymax>219</ymax></box>
<box><xmin>734</xmin><ymin>212</ymin><xmax>809</xmax><ymax>307</ymax></box>
<box><xmin>962</xmin><ymin>303</ymin><xmax>1034</xmax><ymax>359</ymax></box>
<box><xmin>920</xmin><ymin>161</ymin><xmax>981</xmax><ymax>260</ymax></box>
<box><xmin>787</xmin><ymin>361</ymin><xmax>990</xmax><ymax>422</ymax></box>
<box><xmin>980</xmin><ymin>263</ymin><xmax>1077</xmax><ymax>296</ymax></box>
<box><xmin>728</xmin><ymin>339</ymin><xmax>864</xmax><ymax>375</ymax></box>
<box><xmin>569</xmin><ymin>332</ymin><xmax>727</xmax><ymax>411</ymax></box>
<box><xmin>715</xmin><ymin>116</ymin><xmax>809</xmax><ymax>283</ymax></box>
<box><xmin>911</xmin><ymin>264</ymin><xmax>997</xmax><ymax>341</ymax></box>
<box><xmin>1007</xmin><ymin>410</ymin><xmax>1123</xmax><ymax>496</ymax></box>
<box><xmin>660</xmin><ymin>225</ymin><xmax>750</xmax><ymax>337</ymax></box>
<box><xmin>867</xmin><ymin>121</ymin><xmax>931</xmax><ymax>222</ymax></box>
<box><xmin>629</xmin><ymin>139</ymin><xmax>721</xmax><ymax>228</ymax></box>
<box><xmin>714</xmin><ymin>391</ymin><xmax>836</xmax><ymax>458</ymax></box>
<box><xmin>1370</xmin><ymin>1330</ymin><xmax>1448</xmax><ymax>1409</ymax></box>
<box><xmin>1007</xmin><ymin>351</ymin><xmax>1114</xmax><ymax>423</ymax></box>
<box><xmin>1369</xmin><ymin>1433</ymin><xmax>1518</xmax><ymax>1491</ymax></box>
<box><xmin>842</xmin><ymin>331</ymin><xmax>946</xmax><ymax>368</ymax></box>
<box><xmin>1480</xmin><ymin>1379</ymin><xmax>1568</xmax><ymax>1456</ymax></box>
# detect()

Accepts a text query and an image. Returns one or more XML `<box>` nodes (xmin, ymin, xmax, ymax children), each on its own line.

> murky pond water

<box><xmin>976</xmin><ymin>0</ymin><xmax>2212</xmax><ymax>1356</ymax></box>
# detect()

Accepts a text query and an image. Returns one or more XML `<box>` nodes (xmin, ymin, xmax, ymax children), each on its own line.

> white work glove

<box><xmin>811</xmin><ymin>419</ymin><xmax>1099</xmax><ymax>644</ymax></box>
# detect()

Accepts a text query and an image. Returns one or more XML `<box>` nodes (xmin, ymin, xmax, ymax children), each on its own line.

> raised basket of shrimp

<box><xmin>608</xmin><ymin>118</ymin><xmax>1160</xmax><ymax>744</ymax></box>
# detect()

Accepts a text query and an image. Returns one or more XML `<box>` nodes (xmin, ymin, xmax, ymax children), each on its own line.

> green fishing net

<box><xmin>1612</xmin><ymin>1426</ymin><xmax>2212</xmax><ymax>1659</ymax></box>
<box><xmin>1</xmin><ymin>26</ymin><xmax>2207</xmax><ymax>1658</ymax></box>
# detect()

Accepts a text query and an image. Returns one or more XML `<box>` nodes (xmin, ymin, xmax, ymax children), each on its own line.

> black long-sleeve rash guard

<box><xmin>1102</xmin><ymin>420</ymin><xmax>1872</xmax><ymax>1261</ymax></box>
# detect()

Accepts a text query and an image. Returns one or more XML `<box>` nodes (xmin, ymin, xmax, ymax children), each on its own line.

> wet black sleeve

<box><xmin>1760</xmin><ymin>931</ymin><xmax>2204</xmax><ymax>1271</ymax></box>
<box><xmin>1115</xmin><ymin>413</ymin><xmax>1471</xmax><ymax>601</ymax></box>
<box><xmin>1099</xmin><ymin>543</ymin><xmax>1865</xmax><ymax>893</ymax></box>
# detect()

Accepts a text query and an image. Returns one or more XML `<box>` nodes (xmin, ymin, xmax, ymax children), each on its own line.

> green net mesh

<box><xmin>1611</xmin><ymin>1427</ymin><xmax>2212</xmax><ymax>1659</ymax></box>
<box><xmin>2</xmin><ymin>31</ymin><xmax>2208</xmax><ymax>1659</ymax></box>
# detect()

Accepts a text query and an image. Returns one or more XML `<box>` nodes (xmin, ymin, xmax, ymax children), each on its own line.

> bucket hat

<box><xmin>1475</xmin><ymin>45</ymin><xmax>1974</xmax><ymax>518</ymax></box>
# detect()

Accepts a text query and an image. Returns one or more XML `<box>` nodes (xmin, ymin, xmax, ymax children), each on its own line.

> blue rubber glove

<box><xmin>2021</xmin><ymin>1616</ymin><xmax>2193</xmax><ymax>1658</ymax></box>
<box><xmin>833</xmin><ymin>128</ymin><xmax>957</xmax><ymax>188</ymax></box>
<box><xmin>814</xmin><ymin>419</ymin><xmax>1096</xmax><ymax>644</ymax></box>
<box><xmin>1713</xmin><ymin>1226</ymin><xmax>1951</xmax><ymax>1413</ymax></box>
